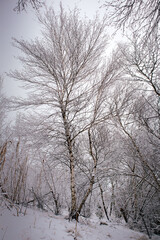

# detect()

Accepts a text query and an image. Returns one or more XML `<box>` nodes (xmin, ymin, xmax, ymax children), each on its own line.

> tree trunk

<box><xmin>109</xmin><ymin>181</ymin><xmax>115</xmax><ymax>216</ymax></box>
<box><xmin>99</xmin><ymin>182</ymin><xmax>109</xmax><ymax>221</ymax></box>
<box><xmin>72</xmin><ymin>128</ymin><xmax>97</xmax><ymax>221</ymax></box>
<box><xmin>120</xmin><ymin>208</ymin><xmax>128</xmax><ymax>223</ymax></box>
<box><xmin>69</xmin><ymin>151</ymin><xmax>77</xmax><ymax>217</ymax></box>
<box><xmin>62</xmin><ymin>109</ymin><xmax>77</xmax><ymax>217</ymax></box>
<box><xmin>73</xmin><ymin>175</ymin><xmax>94</xmax><ymax>220</ymax></box>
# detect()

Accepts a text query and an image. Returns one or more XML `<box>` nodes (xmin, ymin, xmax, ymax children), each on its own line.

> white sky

<box><xmin>0</xmin><ymin>0</ymin><xmax>107</xmax><ymax>97</ymax></box>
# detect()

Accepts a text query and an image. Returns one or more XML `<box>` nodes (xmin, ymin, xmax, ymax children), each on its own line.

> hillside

<box><xmin>1</xmin><ymin>204</ymin><xmax>158</xmax><ymax>240</ymax></box>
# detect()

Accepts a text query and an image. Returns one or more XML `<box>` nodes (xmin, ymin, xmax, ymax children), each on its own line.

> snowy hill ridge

<box><xmin>1</xmin><ymin>206</ymin><xmax>159</xmax><ymax>240</ymax></box>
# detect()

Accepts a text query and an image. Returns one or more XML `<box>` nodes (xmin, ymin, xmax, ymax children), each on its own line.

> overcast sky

<box><xmin>0</xmin><ymin>0</ymin><xmax>107</xmax><ymax>97</ymax></box>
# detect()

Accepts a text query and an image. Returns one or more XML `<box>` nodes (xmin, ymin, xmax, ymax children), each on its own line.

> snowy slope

<box><xmin>0</xmin><ymin>206</ymin><xmax>158</xmax><ymax>240</ymax></box>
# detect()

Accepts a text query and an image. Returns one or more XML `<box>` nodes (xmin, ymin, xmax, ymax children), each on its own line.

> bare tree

<box><xmin>110</xmin><ymin>82</ymin><xmax>160</xmax><ymax>236</ymax></box>
<box><xmin>0</xmin><ymin>77</ymin><xmax>7</xmax><ymax>141</ymax></box>
<box><xmin>8</xmin><ymin>6</ymin><xmax>118</xmax><ymax>219</ymax></box>
<box><xmin>0</xmin><ymin>137</ymin><xmax>29</xmax><ymax>206</ymax></box>
<box><xmin>111</xmin><ymin>83</ymin><xmax>160</xmax><ymax>190</ymax></box>
<box><xmin>117</xmin><ymin>35</ymin><xmax>160</xmax><ymax>147</ymax></box>
<box><xmin>14</xmin><ymin>0</ymin><xmax>44</xmax><ymax>12</ymax></box>
<box><xmin>119</xmin><ymin>35</ymin><xmax>160</xmax><ymax>96</ymax></box>
<box><xmin>103</xmin><ymin>0</ymin><xmax>160</xmax><ymax>40</ymax></box>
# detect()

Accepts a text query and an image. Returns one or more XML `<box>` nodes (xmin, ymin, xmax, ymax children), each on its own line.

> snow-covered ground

<box><xmin>0</xmin><ymin>205</ymin><xmax>159</xmax><ymax>240</ymax></box>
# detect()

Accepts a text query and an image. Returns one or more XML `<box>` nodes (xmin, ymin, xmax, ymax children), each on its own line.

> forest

<box><xmin>0</xmin><ymin>1</ymin><xmax>160</xmax><ymax>239</ymax></box>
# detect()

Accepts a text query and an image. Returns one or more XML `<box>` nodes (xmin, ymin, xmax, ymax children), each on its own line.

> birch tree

<box><xmin>9</xmin><ymin>6</ymin><xmax>117</xmax><ymax>219</ymax></box>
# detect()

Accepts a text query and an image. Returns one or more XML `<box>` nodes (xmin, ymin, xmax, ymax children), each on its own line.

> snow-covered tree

<box><xmin>9</xmin><ymin>5</ymin><xmax>120</xmax><ymax>219</ymax></box>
